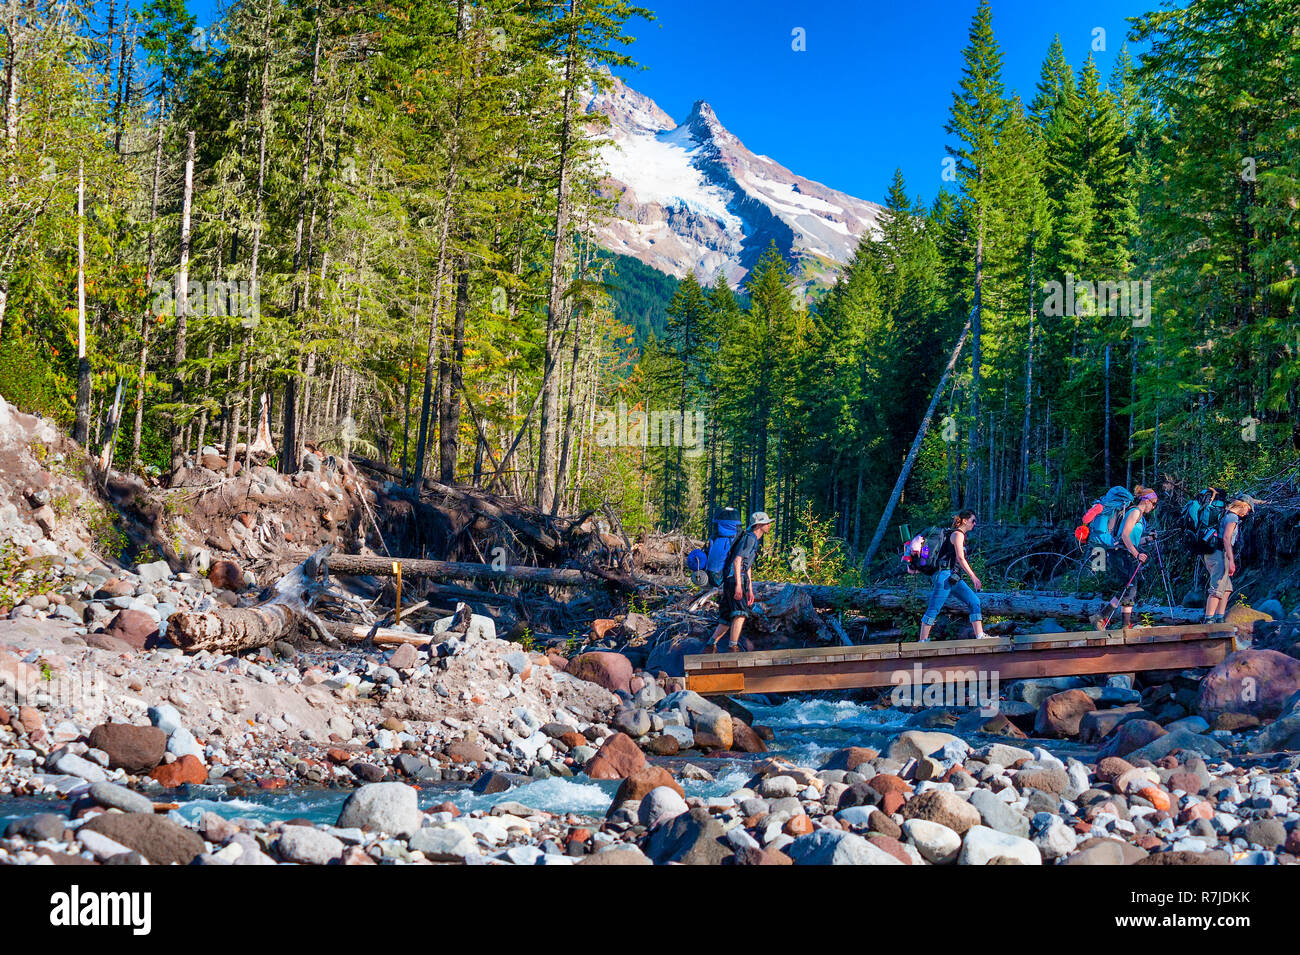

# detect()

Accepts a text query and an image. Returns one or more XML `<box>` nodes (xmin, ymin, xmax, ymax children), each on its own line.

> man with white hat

<box><xmin>707</xmin><ymin>511</ymin><xmax>773</xmax><ymax>653</ymax></box>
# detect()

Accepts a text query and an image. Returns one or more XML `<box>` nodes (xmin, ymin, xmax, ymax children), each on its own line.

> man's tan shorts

<box><xmin>1204</xmin><ymin>550</ymin><xmax>1233</xmax><ymax>598</ymax></box>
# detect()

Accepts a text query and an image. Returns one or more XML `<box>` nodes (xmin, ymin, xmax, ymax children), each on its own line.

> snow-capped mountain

<box><xmin>583</xmin><ymin>76</ymin><xmax>885</xmax><ymax>289</ymax></box>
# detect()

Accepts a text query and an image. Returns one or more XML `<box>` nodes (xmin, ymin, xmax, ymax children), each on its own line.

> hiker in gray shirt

<box><xmin>1204</xmin><ymin>495</ymin><xmax>1259</xmax><ymax>623</ymax></box>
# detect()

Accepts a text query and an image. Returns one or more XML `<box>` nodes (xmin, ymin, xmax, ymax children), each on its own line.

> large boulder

<box><xmin>584</xmin><ymin>732</ymin><xmax>646</xmax><ymax>780</ymax></box>
<box><xmin>1034</xmin><ymin>689</ymin><xmax>1096</xmax><ymax>738</ymax></box>
<box><xmin>1197</xmin><ymin>650</ymin><xmax>1300</xmax><ymax>722</ymax></box>
<box><xmin>567</xmin><ymin>651</ymin><xmax>634</xmax><ymax>694</ymax></box>
<box><xmin>336</xmin><ymin>782</ymin><xmax>422</xmax><ymax>837</ymax></box>
<box><xmin>102</xmin><ymin>610</ymin><xmax>159</xmax><ymax>650</ymax></box>
<box><xmin>641</xmin><ymin>808</ymin><xmax>731</xmax><ymax>865</ymax></box>
<box><xmin>87</xmin><ymin>723</ymin><xmax>166</xmax><ymax>775</ymax></box>
<box><xmin>80</xmin><ymin>813</ymin><xmax>204</xmax><ymax>865</ymax></box>
<box><xmin>645</xmin><ymin>635</ymin><xmax>706</xmax><ymax>677</ymax></box>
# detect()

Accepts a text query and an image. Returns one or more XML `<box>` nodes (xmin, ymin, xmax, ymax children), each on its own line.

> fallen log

<box><xmin>321</xmin><ymin>620</ymin><xmax>428</xmax><ymax>646</ymax></box>
<box><xmin>311</xmin><ymin>552</ymin><xmax>672</xmax><ymax>592</ymax></box>
<box><xmin>170</xmin><ymin>545</ymin><xmax>344</xmax><ymax>653</ymax></box>
<box><xmin>798</xmin><ymin>585</ymin><xmax>1202</xmax><ymax>624</ymax></box>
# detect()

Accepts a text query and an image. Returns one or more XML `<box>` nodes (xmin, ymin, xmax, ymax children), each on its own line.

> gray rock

<box><xmin>166</xmin><ymin>726</ymin><xmax>204</xmax><ymax>760</ymax></box>
<box><xmin>1030</xmin><ymin>813</ymin><xmax>1076</xmax><ymax>860</ymax></box>
<box><xmin>88</xmin><ymin>781</ymin><xmax>154</xmax><ymax>815</ymax></box>
<box><xmin>959</xmin><ymin>825</ymin><xmax>1042</xmax><ymax>865</ymax></box>
<box><xmin>336</xmin><ymin>782</ymin><xmax>422</xmax><ymax>837</ymax></box>
<box><xmin>785</xmin><ymin>829</ymin><xmax>903</xmax><ymax>865</ymax></box>
<box><xmin>613</xmin><ymin>706</ymin><xmax>652</xmax><ymax>738</ymax></box>
<box><xmin>136</xmin><ymin>560</ymin><xmax>172</xmax><ymax>584</ymax></box>
<box><xmin>967</xmin><ymin>787</ymin><xmax>1030</xmax><ymax>838</ymax></box>
<box><xmin>50</xmin><ymin>751</ymin><xmax>108</xmax><ymax>783</ymax></box>
<box><xmin>637</xmin><ymin>786</ymin><xmax>689</xmax><ymax>829</ymax></box>
<box><xmin>903</xmin><ymin>818</ymin><xmax>961</xmax><ymax>864</ymax></box>
<box><xmin>148</xmin><ymin>703</ymin><xmax>183</xmax><ymax>736</ymax></box>
<box><xmin>5</xmin><ymin>813</ymin><xmax>66</xmax><ymax>841</ymax></box>
<box><xmin>277</xmin><ymin>825</ymin><xmax>344</xmax><ymax>865</ymax></box>
<box><xmin>1128</xmin><ymin>729</ymin><xmax>1227</xmax><ymax>763</ymax></box>
<box><xmin>409</xmin><ymin>826</ymin><xmax>479</xmax><ymax>862</ymax></box>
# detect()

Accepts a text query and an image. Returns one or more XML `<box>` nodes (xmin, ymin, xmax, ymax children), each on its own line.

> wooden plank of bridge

<box><xmin>683</xmin><ymin>623</ymin><xmax>1237</xmax><ymax>695</ymax></box>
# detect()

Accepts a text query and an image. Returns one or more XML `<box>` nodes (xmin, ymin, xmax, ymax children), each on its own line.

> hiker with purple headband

<box><xmin>1092</xmin><ymin>484</ymin><xmax>1159</xmax><ymax>630</ymax></box>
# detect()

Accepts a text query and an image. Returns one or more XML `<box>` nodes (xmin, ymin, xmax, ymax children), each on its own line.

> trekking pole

<box><xmin>1092</xmin><ymin>560</ymin><xmax>1144</xmax><ymax>629</ymax></box>
<box><xmin>1153</xmin><ymin>537</ymin><xmax>1176</xmax><ymax>620</ymax></box>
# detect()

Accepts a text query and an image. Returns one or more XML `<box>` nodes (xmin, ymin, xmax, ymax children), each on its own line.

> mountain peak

<box><xmin>584</xmin><ymin>77</ymin><xmax>884</xmax><ymax>289</ymax></box>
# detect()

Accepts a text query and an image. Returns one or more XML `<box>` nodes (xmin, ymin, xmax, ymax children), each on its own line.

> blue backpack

<box><xmin>705</xmin><ymin>509</ymin><xmax>742</xmax><ymax>576</ymax></box>
<box><xmin>1078</xmin><ymin>486</ymin><xmax>1134</xmax><ymax>550</ymax></box>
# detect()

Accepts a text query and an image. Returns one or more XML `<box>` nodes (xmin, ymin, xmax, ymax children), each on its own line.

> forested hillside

<box><xmin>634</xmin><ymin>0</ymin><xmax>1298</xmax><ymax>565</ymax></box>
<box><xmin>596</xmin><ymin>250</ymin><xmax>679</xmax><ymax>349</ymax></box>
<box><xmin>0</xmin><ymin>0</ymin><xmax>1296</xmax><ymax>573</ymax></box>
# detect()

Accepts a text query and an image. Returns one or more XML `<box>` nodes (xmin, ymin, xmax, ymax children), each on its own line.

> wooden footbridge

<box><xmin>684</xmin><ymin>622</ymin><xmax>1242</xmax><ymax>695</ymax></box>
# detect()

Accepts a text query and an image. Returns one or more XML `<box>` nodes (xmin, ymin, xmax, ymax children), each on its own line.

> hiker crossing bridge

<box><xmin>683</xmin><ymin>622</ymin><xmax>1242</xmax><ymax>696</ymax></box>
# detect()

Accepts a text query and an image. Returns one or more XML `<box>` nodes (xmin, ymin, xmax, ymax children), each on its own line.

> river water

<box><xmin>0</xmin><ymin>696</ymin><xmax>1092</xmax><ymax>829</ymax></box>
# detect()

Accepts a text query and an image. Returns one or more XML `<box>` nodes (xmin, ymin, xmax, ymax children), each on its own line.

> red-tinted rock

<box><xmin>1034</xmin><ymin>688</ymin><xmax>1096</xmax><ymax>738</ymax></box>
<box><xmin>566</xmin><ymin>651</ymin><xmax>633</xmax><ymax>694</ymax></box>
<box><xmin>16</xmin><ymin>706</ymin><xmax>42</xmax><ymax>732</ymax></box>
<box><xmin>644</xmin><ymin>734</ymin><xmax>679</xmax><ymax>756</ymax></box>
<box><xmin>880</xmin><ymin>791</ymin><xmax>906</xmax><ymax>815</ymax></box>
<box><xmin>784</xmin><ymin>813</ymin><xmax>814</xmax><ymax>836</ymax></box>
<box><xmin>585</xmin><ymin>732</ymin><xmax>646</xmax><ymax>780</ymax></box>
<box><xmin>867</xmin><ymin>773</ymin><xmax>912</xmax><ymax>797</ymax></box>
<box><xmin>87</xmin><ymin>723</ymin><xmax>167</xmax><ymax>774</ymax></box>
<box><xmin>103</xmin><ymin>609</ymin><xmax>159</xmax><ymax>650</ymax></box>
<box><xmin>1167</xmin><ymin>771</ymin><xmax>1205</xmax><ymax>794</ymax></box>
<box><xmin>612</xmin><ymin>765</ymin><xmax>684</xmax><ymax>803</ymax></box>
<box><xmin>867</xmin><ymin>833</ymin><xmax>912</xmax><ymax>864</ymax></box>
<box><xmin>94</xmin><ymin>578</ymin><xmax>134</xmax><ymax>599</ymax></box>
<box><xmin>150</xmin><ymin>754</ymin><xmax>208</xmax><ymax>787</ymax></box>
<box><xmin>1198</xmin><ymin>649</ymin><xmax>1300</xmax><ymax>721</ymax></box>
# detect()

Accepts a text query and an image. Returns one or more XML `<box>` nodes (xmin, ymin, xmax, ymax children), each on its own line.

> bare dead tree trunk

<box><xmin>132</xmin><ymin>97</ymin><xmax>165</xmax><ymax>468</ymax></box>
<box><xmin>169</xmin><ymin>130</ymin><xmax>196</xmax><ymax>473</ymax></box>
<box><xmin>861</xmin><ymin>318</ymin><xmax>972</xmax><ymax>572</ymax></box>
<box><xmin>74</xmin><ymin>161</ymin><xmax>91</xmax><ymax>445</ymax></box>
<box><xmin>536</xmin><ymin>0</ymin><xmax>579</xmax><ymax>513</ymax></box>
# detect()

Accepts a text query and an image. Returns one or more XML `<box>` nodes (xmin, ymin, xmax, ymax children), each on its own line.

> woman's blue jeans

<box><xmin>921</xmin><ymin>568</ymin><xmax>982</xmax><ymax>626</ymax></box>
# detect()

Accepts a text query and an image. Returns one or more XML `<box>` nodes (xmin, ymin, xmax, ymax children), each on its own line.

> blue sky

<box><xmin>186</xmin><ymin>0</ymin><xmax>1155</xmax><ymax>206</ymax></box>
